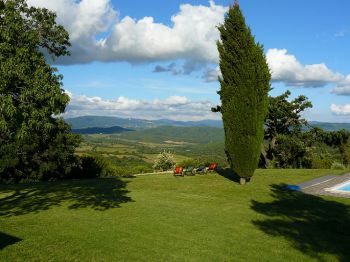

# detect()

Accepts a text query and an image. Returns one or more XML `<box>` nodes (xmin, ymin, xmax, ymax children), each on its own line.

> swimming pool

<box><xmin>326</xmin><ymin>180</ymin><xmax>350</xmax><ymax>194</ymax></box>
<box><xmin>337</xmin><ymin>182</ymin><xmax>350</xmax><ymax>191</ymax></box>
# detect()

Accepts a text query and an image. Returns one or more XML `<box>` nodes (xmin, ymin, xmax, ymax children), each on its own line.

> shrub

<box><xmin>274</xmin><ymin>135</ymin><xmax>307</xmax><ymax>168</ymax></box>
<box><xmin>153</xmin><ymin>151</ymin><xmax>175</xmax><ymax>171</ymax></box>
<box><xmin>331</xmin><ymin>162</ymin><xmax>346</xmax><ymax>170</ymax></box>
<box><xmin>311</xmin><ymin>154</ymin><xmax>333</xmax><ymax>169</ymax></box>
<box><xmin>132</xmin><ymin>165</ymin><xmax>152</xmax><ymax>174</ymax></box>
<box><xmin>70</xmin><ymin>155</ymin><xmax>117</xmax><ymax>178</ymax></box>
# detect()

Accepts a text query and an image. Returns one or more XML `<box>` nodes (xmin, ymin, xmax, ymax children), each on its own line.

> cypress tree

<box><xmin>215</xmin><ymin>1</ymin><xmax>270</xmax><ymax>184</ymax></box>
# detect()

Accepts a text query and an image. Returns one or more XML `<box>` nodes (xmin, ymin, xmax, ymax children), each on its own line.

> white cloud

<box><xmin>331</xmin><ymin>75</ymin><xmax>350</xmax><ymax>96</ymax></box>
<box><xmin>330</xmin><ymin>104</ymin><xmax>350</xmax><ymax>115</ymax></box>
<box><xmin>201</xmin><ymin>49</ymin><xmax>345</xmax><ymax>87</ymax></box>
<box><xmin>27</xmin><ymin>0</ymin><xmax>117</xmax><ymax>61</ymax></box>
<box><xmin>65</xmin><ymin>92</ymin><xmax>219</xmax><ymax>121</ymax></box>
<box><xmin>27</xmin><ymin>1</ymin><xmax>350</xmax><ymax>89</ymax></box>
<box><xmin>266</xmin><ymin>49</ymin><xmax>343</xmax><ymax>87</ymax></box>
<box><xmin>28</xmin><ymin>0</ymin><xmax>226</xmax><ymax>65</ymax></box>
<box><xmin>202</xmin><ymin>66</ymin><xmax>221</xmax><ymax>82</ymax></box>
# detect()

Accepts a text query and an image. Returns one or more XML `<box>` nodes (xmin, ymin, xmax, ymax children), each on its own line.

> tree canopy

<box><xmin>261</xmin><ymin>90</ymin><xmax>313</xmax><ymax>167</ymax></box>
<box><xmin>0</xmin><ymin>0</ymin><xmax>80</xmax><ymax>182</ymax></box>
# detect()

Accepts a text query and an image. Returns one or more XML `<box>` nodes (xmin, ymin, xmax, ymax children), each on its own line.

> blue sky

<box><xmin>29</xmin><ymin>0</ymin><xmax>350</xmax><ymax>122</ymax></box>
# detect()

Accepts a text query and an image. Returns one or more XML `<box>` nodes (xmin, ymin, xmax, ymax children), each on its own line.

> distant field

<box><xmin>75</xmin><ymin>125</ymin><xmax>346</xmax><ymax>174</ymax></box>
<box><xmin>1</xmin><ymin>169</ymin><xmax>349</xmax><ymax>261</ymax></box>
<box><xmin>77</xmin><ymin>126</ymin><xmax>228</xmax><ymax>172</ymax></box>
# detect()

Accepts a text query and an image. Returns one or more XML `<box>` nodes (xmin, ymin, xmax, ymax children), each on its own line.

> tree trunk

<box><xmin>266</xmin><ymin>136</ymin><xmax>277</xmax><ymax>162</ymax></box>
<box><xmin>240</xmin><ymin>177</ymin><xmax>246</xmax><ymax>185</ymax></box>
<box><xmin>270</xmin><ymin>136</ymin><xmax>277</xmax><ymax>150</ymax></box>
<box><xmin>260</xmin><ymin>143</ymin><xmax>269</xmax><ymax>168</ymax></box>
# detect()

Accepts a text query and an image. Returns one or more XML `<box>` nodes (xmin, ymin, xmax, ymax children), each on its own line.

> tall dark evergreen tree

<box><xmin>0</xmin><ymin>0</ymin><xmax>81</xmax><ymax>182</ymax></box>
<box><xmin>213</xmin><ymin>1</ymin><xmax>270</xmax><ymax>184</ymax></box>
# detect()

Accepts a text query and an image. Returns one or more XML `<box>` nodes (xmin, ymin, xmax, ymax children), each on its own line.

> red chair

<box><xmin>173</xmin><ymin>166</ymin><xmax>184</xmax><ymax>177</ymax></box>
<box><xmin>207</xmin><ymin>163</ymin><xmax>218</xmax><ymax>172</ymax></box>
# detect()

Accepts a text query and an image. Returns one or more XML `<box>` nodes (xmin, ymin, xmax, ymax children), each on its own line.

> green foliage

<box><xmin>310</xmin><ymin>154</ymin><xmax>333</xmax><ymax>169</ymax></box>
<box><xmin>70</xmin><ymin>155</ymin><xmax>117</xmax><ymax>179</ymax></box>
<box><xmin>132</xmin><ymin>165</ymin><xmax>151</xmax><ymax>174</ymax></box>
<box><xmin>71</xmin><ymin>154</ymin><xmax>154</xmax><ymax>178</ymax></box>
<box><xmin>306</xmin><ymin>128</ymin><xmax>350</xmax><ymax>166</ymax></box>
<box><xmin>266</xmin><ymin>91</ymin><xmax>313</xmax><ymax>141</ymax></box>
<box><xmin>342</xmin><ymin>141</ymin><xmax>350</xmax><ymax>167</ymax></box>
<box><xmin>274</xmin><ymin>135</ymin><xmax>307</xmax><ymax>168</ymax></box>
<box><xmin>216</xmin><ymin>4</ymin><xmax>270</xmax><ymax>178</ymax></box>
<box><xmin>0</xmin><ymin>0</ymin><xmax>80</xmax><ymax>182</ymax></box>
<box><xmin>153</xmin><ymin>151</ymin><xmax>175</xmax><ymax>171</ymax></box>
<box><xmin>331</xmin><ymin>162</ymin><xmax>346</xmax><ymax>170</ymax></box>
<box><xmin>177</xmin><ymin>158</ymin><xmax>200</xmax><ymax>168</ymax></box>
<box><xmin>262</xmin><ymin>91</ymin><xmax>313</xmax><ymax>167</ymax></box>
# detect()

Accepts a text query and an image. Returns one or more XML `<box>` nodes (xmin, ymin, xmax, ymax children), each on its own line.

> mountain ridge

<box><xmin>66</xmin><ymin>116</ymin><xmax>350</xmax><ymax>132</ymax></box>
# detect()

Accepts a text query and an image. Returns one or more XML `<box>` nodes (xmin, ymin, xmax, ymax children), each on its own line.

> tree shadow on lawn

<box><xmin>215</xmin><ymin>168</ymin><xmax>241</xmax><ymax>184</ymax></box>
<box><xmin>251</xmin><ymin>184</ymin><xmax>350</xmax><ymax>262</ymax></box>
<box><xmin>0</xmin><ymin>232</ymin><xmax>22</xmax><ymax>249</ymax></box>
<box><xmin>0</xmin><ymin>178</ymin><xmax>133</xmax><ymax>217</ymax></box>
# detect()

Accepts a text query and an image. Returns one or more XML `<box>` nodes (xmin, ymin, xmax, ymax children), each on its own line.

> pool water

<box><xmin>337</xmin><ymin>183</ymin><xmax>350</xmax><ymax>191</ymax></box>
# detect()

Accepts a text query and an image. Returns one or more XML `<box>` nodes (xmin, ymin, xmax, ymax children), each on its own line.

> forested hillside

<box><xmin>119</xmin><ymin>126</ymin><xmax>224</xmax><ymax>144</ymax></box>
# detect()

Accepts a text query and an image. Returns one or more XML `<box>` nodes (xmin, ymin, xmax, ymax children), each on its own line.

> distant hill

<box><xmin>66</xmin><ymin>116</ymin><xmax>350</xmax><ymax>132</ymax></box>
<box><xmin>309</xmin><ymin>121</ymin><xmax>350</xmax><ymax>131</ymax></box>
<box><xmin>119</xmin><ymin>126</ymin><xmax>224</xmax><ymax>144</ymax></box>
<box><xmin>72</xmin><ymin>126</ymin><xmax>133</xmax><ymax>135</ymax></box>
<box><xmin>66</xmin><ymin>116</ymin><xmax>223</xmax><ymax>130</ymax></box>
<box><xmin>66</xmin><ymin>116</ymin><xmax>157</xmax><ymax>130</ymax></box>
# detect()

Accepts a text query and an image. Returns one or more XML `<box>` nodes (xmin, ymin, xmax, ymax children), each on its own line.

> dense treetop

<box><xmin>0</xmin><ymin>0</ymin><xmax>80</xmax><ymax>182</ymax></box>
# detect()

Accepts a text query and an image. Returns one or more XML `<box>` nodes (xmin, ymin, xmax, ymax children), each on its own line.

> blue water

<box><xmin>338</xmin><ymin>183</ymin><xmax>350</xmax><ymax>191</ymax></box>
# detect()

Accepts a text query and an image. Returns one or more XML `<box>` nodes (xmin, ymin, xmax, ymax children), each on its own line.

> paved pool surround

<box><xmin>300</xmin><ymin>173</ymin><xmax>350</xmax><ymax>199</ymax></box>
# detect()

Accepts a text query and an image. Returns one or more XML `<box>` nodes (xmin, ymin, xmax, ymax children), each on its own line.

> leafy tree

<box><xmin>213</xmin><ymin>1</ymin><xmax>270</xmax><ymax>184</ymax></box>
<box><xmin>153</xmin><ymin>151</ymin><xmax>175</xmax><ymax>172</ymax></box>
<box><xmin>273</xmin><ymin>135</ymin><xmax>308</xmax><ymax>168</ymax></box>
<box><xmin>314</xmin><ymin>129</ymin><xmax>350</xmax><ymax>166</ymax></box>
<box><xmin>0</xmin><ymin>0</ymin><xmax>81</xmax><ymax>182</ymax></box>
<box><xmin>261</xmin><ymin>91</ymin><xmax>312</xmax><ymax>167</ymax></box>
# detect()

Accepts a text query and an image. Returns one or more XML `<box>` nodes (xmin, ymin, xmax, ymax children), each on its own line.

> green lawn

<box><xmin>1</xmin><ymin>169</ymin><xmax>350</xmax><ymax>261</ymax></box>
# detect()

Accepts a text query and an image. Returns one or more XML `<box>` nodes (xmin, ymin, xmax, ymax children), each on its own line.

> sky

<box><xmin>27</xmin><ymin>0</ymin><xmax>350</xmax><ymax>122</ymax></box>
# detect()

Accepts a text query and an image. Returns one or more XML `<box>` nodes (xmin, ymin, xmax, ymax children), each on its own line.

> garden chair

<box><xmin>183</xmin><ymin>166</ymin><xmax>195</xmax><ymax>176</ymax></box>
<box><xmin>207</xmin><ymin>163</ymin><xmax>218</xmax><ymax>172</ymax></box>
<box><xmin>173</xmin><ymin>166</ymin><xmax>184</xmax><ymax>177</ymax></box>
<box><xmin>195</xmin><ymin>166</ymin><xmax>207</xmax><ymax>174</ymax></box>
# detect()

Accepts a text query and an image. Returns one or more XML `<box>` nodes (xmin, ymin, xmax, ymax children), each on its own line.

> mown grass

<box><xmin>1</xmin><ymin>169</ymin><xmax>350</xmax><ymax>261</ymax></box>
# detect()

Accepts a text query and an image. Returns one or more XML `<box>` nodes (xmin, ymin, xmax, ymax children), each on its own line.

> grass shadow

<box><xmin>0</xmin><ymin>232</ymin><xmax>22</xmax><ymax>249</ymax></box>
<box><xmin>251</xmin><ymin>184</ymin><xmax>350</xmax><ymax>261</ymax></box>
<box><xmin>0</xmin><ymin>177</ymin><xmax>133</xmax><ymax>217</ymax></box>
<box><xmin>215</xmin><ymin>168</ymin><xmax>241</xmax><ymax>184</ymax></box>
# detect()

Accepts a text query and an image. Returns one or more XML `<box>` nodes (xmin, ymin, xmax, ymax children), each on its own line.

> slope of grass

<box><xmin>1</xmin><ymin>169</ymin><xmax>349</xmax><ymax>261</ymax></box>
